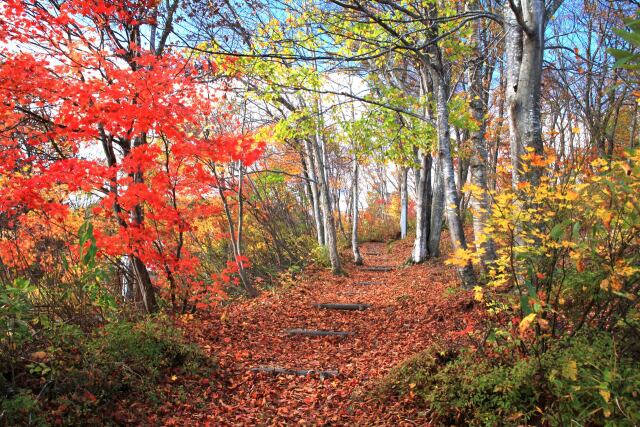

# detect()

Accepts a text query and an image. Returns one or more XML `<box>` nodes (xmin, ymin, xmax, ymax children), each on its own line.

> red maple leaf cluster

<box><xmin>0</xmin><ymin>0</ymin><xmax>264</xmax><ymax>310</ymax></box>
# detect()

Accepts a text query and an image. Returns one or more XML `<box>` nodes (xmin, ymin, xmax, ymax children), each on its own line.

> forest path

<box><xmin>155</xmin><ymin>240</ymin><xmax>477</xmax><ymax>426</ymax></box>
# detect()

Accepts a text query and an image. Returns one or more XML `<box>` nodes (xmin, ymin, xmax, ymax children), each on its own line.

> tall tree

<box><xmin>505</xmin><ymin>0</ymin><xmax>565</xmax><ymax>186</ymax></box>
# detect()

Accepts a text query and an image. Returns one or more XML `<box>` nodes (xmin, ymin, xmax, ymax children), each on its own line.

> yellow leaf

<box><xmin>473</xmin><ymin>286</ymin><xmax>483</xmax><ymax>302</ymax></box>
<box><xmin>565</xmin><ymin>190</ymin><xmax>579</xmax><ymax>201</ymax></box>
<box><xmin>599</xmin><ymin>389</ymin><xmax>611</xmax><ymax>403</ymax></box>
<box><xmin>562</xmin><ymin>360</ymin><xmax>578</xmax><ymax>381</ymax></box>
<box><xmin>171</xmin><ymin>375</ymin><xmax>178</xmax><ymax>381</ymax></box>
<box><xmin>599</xmin><ymin>211</ymin><xmax>613</xmax><ymax>230</ymax></box>
<box><xmin>519</xmin><ymin>313</ymin><xmax>536</xmax><ymax>334</ymax></box>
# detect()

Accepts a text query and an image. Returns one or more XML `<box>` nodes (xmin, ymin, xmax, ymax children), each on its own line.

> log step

<box><xmin>285</xmin><ymin>329</ymin><xmax>353</xmax><ymax>337</ymax></box>
<box><xmin>315</xmin><ymin>303</ymin><xmax>370</xmax><ymax>311</ymax></box>
<box><xmin>355</xmin><ymin>281</ymin><xmax>384</xmax><ymax>285</ymax></box>
<box><xmin>361</xmin><ymin>266</ymin><xmax>393</xmax><ymax>272</ymax></box>
<box><xmin>251</xmin><ymin>367</ymin><xmax>339</xmax><ymax>378</ymax></box>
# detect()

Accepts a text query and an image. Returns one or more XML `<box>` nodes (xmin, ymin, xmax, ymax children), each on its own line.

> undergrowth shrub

<box><xmin>310</xmin><ymin>244</ymin><xmax>332</xmax><ymax>268</ymax></box>
<box><xmin>0</xmin><ymin>315</ymin><xmax>210</xmax><ymax>426</ymax></box>
<box><xmin>388</xmin><ymin>148</ymin><xmax>640</xmax><ymax>426</ymax></box>
<box><xmin>86</xmin><ymin>319</ymin><xmax>209</xmax><ymax>390</ymax></box>
<box><xmin>377</xmin><ymin>332</ymin><xmax>640</xmax><ymax>426</ymax></box>
<box><xmin>456</xmin><ymin>150</ymin><xmax>640</xmax><ymax>345</ymax></box>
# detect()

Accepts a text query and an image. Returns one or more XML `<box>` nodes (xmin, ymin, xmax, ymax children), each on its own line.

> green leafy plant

<box><xmin>377</xmin><ymin>333</ymin><xmax>640</xmax><ymax>426</ymax></box>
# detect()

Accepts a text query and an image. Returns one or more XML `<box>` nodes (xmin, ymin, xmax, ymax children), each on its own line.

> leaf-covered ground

<box><xmin>136</xmin><ymin>240</ymin><xmax>480</xmax><ymax>426</ymax></box>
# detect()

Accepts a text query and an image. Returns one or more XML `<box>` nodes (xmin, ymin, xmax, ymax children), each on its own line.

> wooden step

<box><xmin>361</xmin><ymin>266</ymin><xmax>393</xmax><ymax>272</ymax></box>
<box><xmin>285</xmin><ymin>329</ymin><xmax>353</xmax><ymax>337</ymax></box>
<box><xmin>314</xmin><ymin>303</ymin><xmax>370</xmax><ymax>311</ymax></box>
<box><xmin>251</xmin><ymin>367</ymin><xmax>339</xmax><ymax>378</ymax></box>
<box><xmin>355</xmin><ymin>281</ymin><xmax>383</xmax><ymax>285</ymax></box>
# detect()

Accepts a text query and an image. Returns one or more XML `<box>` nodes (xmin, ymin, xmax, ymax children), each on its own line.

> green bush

<box><xmin>377</xmin><ymin>332</ymin><xmax>640</xmax><ymax>426</ymax></box>
<box><xmin>0</xmin><ymin>390</ymin><xmax>45</xmax><ymax>427</ymax></box>
<box><xmin>86</xmin><ymin>319</ymin><xmax>209</xmax><ymax>391</ymax></box>
<box><xmin>0</xmin><ymin>317</ymin><xmax>211</xmax><ymax>426</ymax></box>
<box><xmin>310</xmin><ymin>244</ymin><xmax>332</xmax><ymax>268</ymax></box>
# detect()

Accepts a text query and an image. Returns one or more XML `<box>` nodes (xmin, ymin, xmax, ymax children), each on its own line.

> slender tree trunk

<box><xmin>312</xmin><ymin>133</ymin><xmax>342</xmax><ymax>274</ymax></box>
<box><xmin>400</xmin><ymin>166</ymin><xmax>409</xmax><ymax>239</ymax></box>
<box><xmin>335</xmin><ymin>188</ymin><xmax>349</xmax><ymax>242</ymax></box>
<box><xmin>412</xmin><ymin>152</ymin><xmax>432</xmax><ymax>262</ymax></box>
<box><xmin>491</xmin><ymin>64</ymin><xmax>506</xmax><ymax>191</ymax></box>
<box><xmin>131</xmin><ymin>255</ymin><xmax>157</xmax><ymax>313</ymax></box>
<box><xmin>300</xmin><ymin>154</ymin><xmax>315</xmax><ymax>229</ymax></box>
<box><xmin>432</xmin><ymin>69</ymin><xmax>476</xmax><ymax>288</ymax></box>
<box><xmin>428</xmin><ymin>153</ymin><xmax>444</xmax><ymax>257</ymax></box>
<box><xmin>351</xmin><ymin>157</ymin><xmax>363</xmax><ymax>265</ymax></box>
<box><xmin>304</xmin><ymin>139</ymin><xmax>325</xmax><ymax>245</ymax></box>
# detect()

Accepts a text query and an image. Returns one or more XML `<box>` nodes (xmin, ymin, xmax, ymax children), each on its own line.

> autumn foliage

<box><xmin>1</xmin><ymin>0</ymin><xmax>640</xmax><ymax>425</ymax></box>
<box><xmin>0</xmin><ymin>0</ymin><xmax>263</xmax><ymax>312</ymax></box>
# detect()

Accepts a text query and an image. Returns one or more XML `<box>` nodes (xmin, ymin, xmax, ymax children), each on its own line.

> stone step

<box><xmin>361</xmin><ymin>266</ymin><xmax>393</xmax><ymax>272</ymax></box>
<box><xmin>314</xmin><ymin>303</ymin><xmax>370</xmax><ymax>311</ymax></box>
<box><xmin>250</xmin><ymin>367</ymin><xmax>339</xmax><ymax>378</ymax></box>
<box><xmin>285</xmin><ymin>329</ymin><xmax>353</xmax><ymax>337</ymax></box>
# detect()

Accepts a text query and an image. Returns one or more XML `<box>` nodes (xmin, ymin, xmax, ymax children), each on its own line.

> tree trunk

<box><xmin>129</xmin><ymin>255</ymin><xmax>156</xmax><ymax>313</ymax></box>
<box><xmin>399</xmin><ymin>166</ymin><xmax>409</xmax><ymax>239</ymax></box>
<box><xmin>312</xmin><ymin>134</ymin><xmax>342</xmax><ymax>274</ymax></box>
<box><xmin>631</xmin><ymin>102</ymin><xmax>638</xmax><ymax>149</ymax></box>
<box><xmin>467</xmin><ymin>12</ymin><xmax>497</xmax><ymax>266</ymax></box>
<box><xmin>351</xmin><ymin>157</ymin><xmax>363</xmax><ymax>265</ymax></box>
<box><xmin>428</xmin><ymin>153</ymin><xmax>444</xmax><ymax>257</ymax></box>
<box><xmin>504</xmin><ymin>0</ymin><xmax>547</xmax><ymax>187</ymax></box>
<box><xmin>101</xmin><ymin>132</ymin><xmax>158</xmax><ymax>313</ymax></box>
<box><xmin>304</xmin><ymin>139</ymin><xmax>325</xmax><ymax>245</ymax></box>
<box><xmin>432</xmin><ymin>69</ymin><xmax>476</xmax><ymax>288</ymax></box>
<box><xmin>412</xmin><ymin>152</ymin><xmax>432</xmax><ymax>263</ymax></box>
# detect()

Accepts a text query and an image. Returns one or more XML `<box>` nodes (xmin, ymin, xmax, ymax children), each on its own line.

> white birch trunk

<box><xmin>312</xmin><ymin>130</ymin><xmax>342</xmax><ymax>274</ymax></box>
<box><xmin>432</xmin><ymin>69</ymin><xmax>476</xmax><ymax>288</ymax></box>
<box><xmin>467</xmin><ymin>5</ymin><xmax>497</xmax><ymax>266</ymax></box>
<box><xmin>505</xmin><ymin>0</ymin><xmax>547</xmax><ymax>187</ymax></box>
<box><xmin>400</xmin><ymin>167</ymin><xmax>408</xmax><ymax>239</ymax></box>
<box><xmin>352</xmin><ymin>157</ymin><xmax>363</xmax><ymax>265</ymax></box>
<box><xmin>428</xmin><ymin>153</ymin><xmax>444</xmax><ymax>257</ymax></box>
<box><xmin>412</xmin><ymin>152</ymin><xmax>432</xmax><ymax>263</ymax></box>
<box><xmin>304</xmin><ymin>139</ymin><xmax>325</xmax><ymax>245</ymax></box>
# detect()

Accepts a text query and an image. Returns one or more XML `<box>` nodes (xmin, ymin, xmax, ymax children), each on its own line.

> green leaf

<box><xmin>520</xmin><ymin>295</ymin><xmax>532</xmax><ymax>316</ymax></box>
<box><xmin>550</xmin><ymin>222</ymin><xmax>565</xmax><ymax>240</ymax></box>
<box><xmin>613</xmin><ymin>28</ymin><xmax>640</xmax><ymax>48</ymax></box>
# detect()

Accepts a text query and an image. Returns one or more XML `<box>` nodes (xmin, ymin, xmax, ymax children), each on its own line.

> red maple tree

<box><xmin>0</xmin><ymin>0</ymin><xmax>263</xmax><ymax>312</ymax></box>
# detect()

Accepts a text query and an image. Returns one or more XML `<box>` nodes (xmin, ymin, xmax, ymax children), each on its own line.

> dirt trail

<box><xmin>151</xmin><ymin>240</ymin><xmax>476</xmax><ymax>426</ymax></box>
